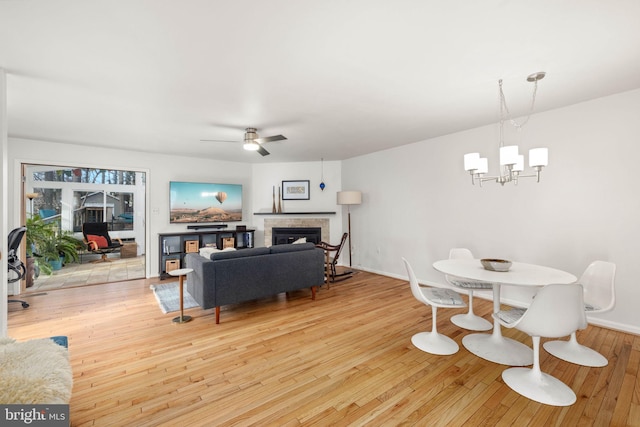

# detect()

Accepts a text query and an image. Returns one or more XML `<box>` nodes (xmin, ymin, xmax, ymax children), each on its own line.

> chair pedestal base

<box><xmin>8</xmin><ymin>300</ymin><xmax>29</xmax><ymax>309</ymax></box>
<box><xmin>502</xmin><ymin>367</ymin><xmax>576</xmax><ymax>406</ymax></box>
<box><xmin>411</xmin><ymin>331</ymin><xmax>459</xmax><ymax>356</ymax></box>
<box><xmin>90</xmin><ymin>253</ymin><xmax>112</xmax><ymax>263</ymax></box>
<box><xmin>543</xmin><ymin>339</ymin><xmax>608</xmax><ymax>367</ymax></box>
<box><xmin>463</xmin><ymin>333</ymin><xmax>532</xmax><ymax>366</ymax></box>
<box><xmin>451</xmin><ymin>312</ymin><xmax>493</xmax><ymax>331</ymax></box>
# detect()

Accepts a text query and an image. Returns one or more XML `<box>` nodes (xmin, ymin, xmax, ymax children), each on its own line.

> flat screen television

<box><xmin>169</xmin><ymin>181</ymin><xmax>243</xmax><ymax>224</ymax></box>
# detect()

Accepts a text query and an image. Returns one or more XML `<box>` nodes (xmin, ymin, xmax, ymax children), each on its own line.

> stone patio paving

<box><xmin>26</xmin><ymin>254</ymin><xmax>146</xmax><ymax>292</ymax></box>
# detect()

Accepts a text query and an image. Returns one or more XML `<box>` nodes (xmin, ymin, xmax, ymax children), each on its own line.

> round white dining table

<box><xmin>433</xmin><ymin>258</ymin><xmax>577</xmax><ymax>366</ymax></box>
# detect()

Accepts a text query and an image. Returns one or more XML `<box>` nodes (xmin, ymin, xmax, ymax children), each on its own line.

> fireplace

<box><xmin>272</xmin><ymin>227</ymin><xmax>322</xmax><ymax>245</ymax></box>
<box><xmin>264</xmin><ymin>218</ymin><xmax>329</xmax><ymax>247</ymax></box>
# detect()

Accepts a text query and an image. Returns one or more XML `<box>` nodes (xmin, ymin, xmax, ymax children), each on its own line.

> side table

<box><xmin>168</xmin><ymin>267</ymin><xmax>193</xmax><ymax>323</ymax></box>
<box><xmin>120</xmin><ymin>241</ymin><xmax>137</xmax><ymax>258</ymax></box>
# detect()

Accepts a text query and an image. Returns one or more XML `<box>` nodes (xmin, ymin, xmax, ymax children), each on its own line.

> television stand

<box><xmin>187</xmin><ymin>224</ymin><xmax>227</xmax><ymax>230</ymax></box>
<box><xmin>158</xmin><ymin>228</ymin><xmax>255</xmax><ymax>279</ymax></box>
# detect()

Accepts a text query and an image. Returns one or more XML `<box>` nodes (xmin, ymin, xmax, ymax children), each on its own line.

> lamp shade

<box><xmin>500</xmin><ymin>145</ymin><xmax>519</xmax><ymax>166</ymax></box>
<box><xmin>529</xmin><ymin>147</ymin><xmax>548</xmax><ymax>167</ymax></box>
<box><xmin>337</xmin><ymin>191</ymin><xmax>362</xmax><ymax>205</ymax></box>
<box><xmin>464</xmin><ymin>153</ymin><xmax>480</xmax><ymax>171</ymax></box>
<box><xmin>476</xmin><ymin>158</ymin><xmax>488</xmax><ymax>174</ymax></box>
<box><xmin>513</xmin><ymin>155</ymin><xmax>525</xmax><ymax>172</ymax></box>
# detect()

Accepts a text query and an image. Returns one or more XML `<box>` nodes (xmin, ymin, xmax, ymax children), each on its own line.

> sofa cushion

<box><xmin>210</xmin><ymin>246</ymin><xmax>270</xmax><ymax>260</ymax></box>
<box><xmin>269</xmin><ymin>242</ymin><xmax>316</xmax><ymax>254</ymax></box>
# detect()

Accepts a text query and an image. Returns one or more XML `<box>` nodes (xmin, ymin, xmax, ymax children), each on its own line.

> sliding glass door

<box><xmin>23</xmin><ymin>163</ymin><xmax>146</xmax><ymax>290</ymax></box>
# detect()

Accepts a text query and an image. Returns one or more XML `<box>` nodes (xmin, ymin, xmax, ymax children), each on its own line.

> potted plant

<box><xmin>26</xmin><ymin>215</ymin><xmax>53</xmax><ymax>256</ymax></box>
<box><xmin>25</xmin><ymin>214</ymin><xmax>53</xmax><ymax>281</ymax></box>
<box><xmin>56</xmin><ymin>230</ymin><xmax>82</xmax><ymax>265</ymax></box>
<box><xmin>26</xmin><ymin>214</ymin><xmax>82</xmax><ymax>275</ymax></box>
<box><xmin>38</xmin><ymin>234</ymin><xmax>63</xmax><ymax>273</ymax></box>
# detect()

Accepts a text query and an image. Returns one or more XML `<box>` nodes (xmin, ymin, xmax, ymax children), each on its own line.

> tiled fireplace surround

<box><xmin>264</xmin><ymin>218</ymin><xmax>330</xmax><ymax>247</ymax></box>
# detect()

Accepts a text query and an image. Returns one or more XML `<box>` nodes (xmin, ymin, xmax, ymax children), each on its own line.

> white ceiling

<box><xmin>1</xmin><ymin>0</ymin><xmax>639</xmax><ymax>163</ymax></box>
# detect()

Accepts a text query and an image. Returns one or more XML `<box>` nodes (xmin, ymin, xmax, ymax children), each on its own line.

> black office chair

<box><xmin>82</xmin><ymin>222</ymin><xmax>123</xmax><ymax>262</ymax></box>
<box><xmin>7</xmin><ymin>226</ymin><xmax>29</xmax><ymax>309</ymax></box>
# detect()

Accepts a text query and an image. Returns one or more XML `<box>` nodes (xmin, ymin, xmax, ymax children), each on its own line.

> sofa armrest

<box><xmin>185</xmin><ymin>253</ymin><xmax>217</xmax><ymax>309</ymax></box>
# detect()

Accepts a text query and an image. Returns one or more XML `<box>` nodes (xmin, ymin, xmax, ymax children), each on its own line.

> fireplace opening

<box><xmin>272</xmin><ymin>227</ymin><xmax>322</xmax><ymax>245</ymax></box>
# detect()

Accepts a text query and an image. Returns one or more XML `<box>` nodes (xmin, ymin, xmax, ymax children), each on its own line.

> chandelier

<box><xmin>464</xmin><ymin>72</ymin><xmax>548</xmax><ymax>186</ymax></box>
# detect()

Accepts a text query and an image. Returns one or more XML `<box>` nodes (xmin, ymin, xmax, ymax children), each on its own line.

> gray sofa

<box><xmin>185</xmin><ymin>242</ymin><xmax>325</xmax><ymax>323</ymax></box>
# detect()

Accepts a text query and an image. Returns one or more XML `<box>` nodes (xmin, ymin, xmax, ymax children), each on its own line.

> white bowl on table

<box><xmin>481</xmin><ymin>258</ymin><xmax>512</xmax><ymax>272</ymax></box>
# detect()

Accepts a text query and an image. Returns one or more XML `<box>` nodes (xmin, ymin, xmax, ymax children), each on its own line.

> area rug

<box><xmin>150</xmin><ymin>282</ymin><xmax>199</xmax><ymax>313</ymax></box>
<box><xmin>0</xmin><ymin>337</ymin><xmax>73</xmax><ymax>404</ymax></box>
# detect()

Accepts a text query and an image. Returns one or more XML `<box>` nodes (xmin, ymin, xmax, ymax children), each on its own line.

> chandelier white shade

<box><xmin>529</xmin><ymin>148</ymin><xmax>549</xmax><ymax>168</ymax></box>
<box><xmin>465</xmin><ymin>72</ymin><xmax>548</xmax><ymax>186</ymax></box>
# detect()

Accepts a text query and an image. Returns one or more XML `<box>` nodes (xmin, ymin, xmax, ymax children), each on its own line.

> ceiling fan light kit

<box><xmin>243</xmin><ymin>128</ymin><xmax>261</xmax><ymax>152</ymax></box>
<box><xmin>464</xmin><ymin>71</ymin><xmax>548</xmax><ymax>187</ymax></box>
<box><xmin>203</xmin><ymin>127</ymin><xmax>287</xmax><ymax>157</ymax></box>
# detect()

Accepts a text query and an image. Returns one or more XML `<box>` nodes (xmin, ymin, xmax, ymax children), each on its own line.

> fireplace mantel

<box><xmin>254</xmin><ymin>212</ymin><xmax>335</xmax><ymax>215</ymax></box>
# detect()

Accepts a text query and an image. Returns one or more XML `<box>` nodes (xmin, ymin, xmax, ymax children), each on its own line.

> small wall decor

<box><xmin>272</xmin><ymin>186</ymin><xmax>277</xmax><ymax>213</ymax></box>
<box><xmin>319</xmin><ymin>158</ymin><xmax>326</xmax><ymax>191</ymax></box>
<box><xmin>277</xmin><ymin>186</ymin><xmax>282</xmax><ymax>213</ymax></box>
<box><xmin>282</xmin><ymin>180</ymin><xmax>310</xmax><ymax>200</ymax></box>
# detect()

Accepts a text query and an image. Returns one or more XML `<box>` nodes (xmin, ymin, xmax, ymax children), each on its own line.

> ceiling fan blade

<box><xmin>257</xmin><ymin>145</ymin><xmax>270</xmax><ymax>156</ymax></box>
<box><xmin>255</xmin><ymin>135</ymin><xmax>287</xmax><ymax>144</ymax></box>
<box><xmin>200</xmin><ymin>139</ymin><xmax>240</xmax><ymax>143</ymax></box>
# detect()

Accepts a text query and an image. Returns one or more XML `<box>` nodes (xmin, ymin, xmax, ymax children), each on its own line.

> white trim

<box><xmin>13</xmin><ymin>158</ymin><xmax>152</xmax><ymax>280</ymax></box>
<box><xmin>1</xmin><ymin>68</ymin><xmax>8</xmax><ymax>336</ymax></box>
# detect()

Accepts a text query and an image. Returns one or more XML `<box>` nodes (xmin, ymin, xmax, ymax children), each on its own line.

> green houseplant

<box><xmin>26</xmin><ymin>214</ymin><xmax>82</xmax><ymax>275</ymax></box>
<box><xmin>26</xmin><ymin>214</ymin><xmax>52</xmax><ymax>256</ymax></box>
<box><xmin>55</xmin><ymin>230</ymin><xmax>83</xmax><ymax>264</ymax></box>
<box><xmin>37</xmin><ymin>233</ymin><xmax>63</xmax><ymax>273</ymax></box>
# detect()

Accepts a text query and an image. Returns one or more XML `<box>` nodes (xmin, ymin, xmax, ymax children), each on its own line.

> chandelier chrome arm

<box><xmin>469</xmin><ymin>165</ymin><xmax>543</xmax><ymax>187</ymax></box>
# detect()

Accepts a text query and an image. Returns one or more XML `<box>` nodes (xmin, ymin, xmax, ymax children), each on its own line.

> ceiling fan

<box><xmin>201</xmin><ymin>127</ymin><xmax>287</xmax><ymax>156</ymax></box>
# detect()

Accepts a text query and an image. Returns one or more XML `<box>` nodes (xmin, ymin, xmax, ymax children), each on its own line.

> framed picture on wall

<box><xmin>282</xmin><ymin>180</ymin><xmax>310</xmax><ymax>200</ymax></box>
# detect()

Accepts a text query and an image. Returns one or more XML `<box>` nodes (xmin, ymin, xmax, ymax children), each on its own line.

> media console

<box><xmin>158</xmin><ymin>228</ymin><xmax>255</xmax><ymax>279</ymax></box>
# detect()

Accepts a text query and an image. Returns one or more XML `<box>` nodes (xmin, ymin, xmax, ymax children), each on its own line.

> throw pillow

<box><xmin>292</xmin><ymin>237</ymin><xmax>307</xmax><ymax>244</ymax></box>
<box><xmin>199</xmin><ymin>247</ymin><xmax>221</xmax><ymax>258</ymax></box>
<box><xmin>87</xmin><ymin>234</ymin><xmax>108</xmax><ymax>248</ymax></box>
<box><xmin>199</xmin><ymin>247</ymin><xmax>237</xmax><ymax>258</ymax></box>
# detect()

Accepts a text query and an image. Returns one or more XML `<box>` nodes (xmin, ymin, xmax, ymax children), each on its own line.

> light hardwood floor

<box><xmin>7</xmin><ymin>271</ymin><xmax>639</xmax><ymax>426</ymax></box>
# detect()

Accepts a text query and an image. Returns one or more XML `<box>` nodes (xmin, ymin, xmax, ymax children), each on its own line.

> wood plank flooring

<box><xmin>7</xmin><ymin>271</ymin><xmax>640</xmax><ymax>426</ymax></box>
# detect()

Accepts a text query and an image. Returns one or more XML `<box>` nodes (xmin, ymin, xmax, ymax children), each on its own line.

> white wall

<box><xmin>251</xmin><ymin>161</ymin><xmax>343</xmax><ymax>246</ymax></box>
<box><xmin>342</xmin><ymin>89</ymin><xmax>640</xmax><ymax>334</ymax></box>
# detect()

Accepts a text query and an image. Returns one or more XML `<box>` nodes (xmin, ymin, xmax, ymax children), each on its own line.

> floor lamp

<box><xmin>337</xmin><ymin>190</ymin><xmax>362</xmax><ymax>267</ymax></box>
<box><xmin>26</xmin><ymin>192</ymin><xmax>40</xmax><ymax>218</ymax></box>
